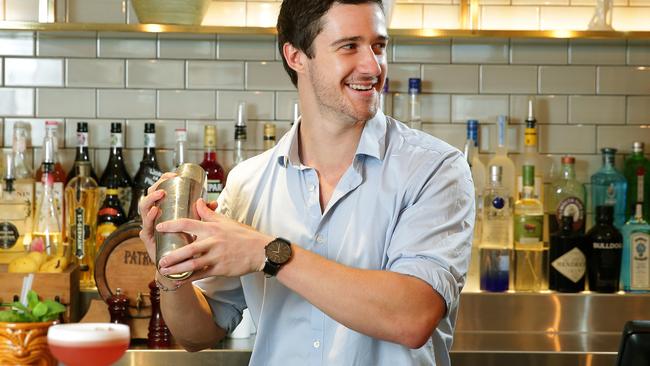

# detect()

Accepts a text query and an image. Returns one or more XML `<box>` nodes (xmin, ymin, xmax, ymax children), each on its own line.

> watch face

<box><xmin>266</xmin><ymin>240</ymin><xmax>291</xmax><ymax>264</ymax></box>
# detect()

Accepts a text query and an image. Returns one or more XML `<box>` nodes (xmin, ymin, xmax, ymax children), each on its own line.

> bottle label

<box><xmin>73</xmin><ymin>207</ymin><xmax>89</xmax><ymax>259</ymax></box>
<box><xmin>551</xmin><ymin>246</ymin><xmax>586</xmax><ymax>283</ymax></box>
<box><xmin>143</xmin><ymin>167</ymin><xmax>163</xmax><ymax>187</ymax></box>
<box><xmin>0</xmin><ymin>222</ymin><xmax>19</xmax><ymax>249</ymax></box>
<box><xmin>96</xmin><ymin>222</ymin><xmax>118</xmax><ymax>248</ymax></box>
<box><xmin>77</xmin><ymin>132</ymin><xmax>88</xmax><ymax>147</ymax></box>
<box><xmin>556</xmin><ymin>197</ymin><xmax>585</xmax><ymax>232</ymax></box>
<box><xmin>206</xmin><ymin>179</ymin><xmax>223</xmax><ymax>202</ymax></box>
<box><xmin>524</xmin><ymin>127</ymin><xmax>537</xmax><ymax>146</ymax></box>
<box><xmin>630</xmin><ymin>232</ymin><xmax>650</xmax><ymax>290</ymax></box>
<box><xmin>593</xmin><ymin>242</ymin><xmax>622</xmax><ymax>250</ymax></box>
<box><xmin>637</xmin><ymin>171</ymin><xmax>645</xmax><ymax>203</ymax></box>
<box><xmin>111</xmin><ymin>133</ymin><xmax>123</xmax><ymax>148</ymax></box>
<box><xmin>145</xmin><ymin>133</ymin><xmax>156</xmax><ymax>148</ymax></box>
<box><xmin>119</xmin><ymin>187</ymin><xmax>132</xmax><ymax>213</ymax></box>
<box><xmin>514</xmin><ymin>214</ymin><xmax>543</xmax><ymax>246</ymax></box>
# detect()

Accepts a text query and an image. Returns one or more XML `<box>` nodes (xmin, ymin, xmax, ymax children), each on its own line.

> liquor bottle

<box><xmin>99</xmin><ymin>122</ymin><xmax>133</xmax><ymax>213</ymax></box>
<box><xmin>621</xmin><ymin>203</ymin><xmax>650</xmax><ymax>292</ymax></box>
<box><xmin>547</xmin><ymin>156</ymin><xmax>586</xmax><ymax>235</ymax></box>
<box><xmin>480</xmin><ymin>165</ymin><xmax>513</xmax><ymax>292</ymax></box>
<box><xmin>487</xmin><ymin>115</ymin><xmax>515</xmax><ymax>200</ymax></box>
<box><xmin>407</xmin><ymin>77</ymin><xmax>421</xmax><ymax>130</ymax></box>
<box><xmin>516</xmin><ymin>100</ymin><xmax>543</xmax><ymax>201</ymax></box>
<box><xmin>200</xmin><ymin>125</ymin><xmax>225</xmax><ymax>203</ymax></box>
<box><xmin>549</xmin><ymin>215</ymin><xmax>587</xmax><ymax>292</ymax></box>
<box><xmin>128</xmin><ymin>123</ymin><xmax>163</xmax><ymax>220</ymax></box>
<box><xmin>463</xmin><ymin>119</ymin><xmax>486</xmax><ymax>291</ymax></box>
<box><xmin>586</xmin><ymin>205</ymin><xmax>623</xmax><ymax>293</ymax></box>
<box><xmin>96</xmin><ymin>184</ymin><xmax>126</xmax><ymax>250</ymax></box>
<box><xmin>263</xmin><ymin>123</ymin><xmax>276</xmax><ymax>151</ymax></box>
<box><xmin>65</xmin><ymin>162</ymin><xmax>99</xmax><ymax>289</ymax></box>
<box><xmin>514</xmin><ymin>165</ymin><xmax>546</xmax><ymax>292</ymax></box>
<box><xmin>379</xmin><ymin>77</ymin><xmax>391</xmax><ymax>115</ymax></box>
<box><xmin>10</xmin><ymin>122</ymin><xmax>34</xmax><ymax>248</ymax></box>
<box><xmin>0</xmin><ymin>154</ymin><xmax>32</xmax><ymax>259</ymax></box>
<box><xmin>35</xmin><ymin>121</ymin><xmax>66</xmax><ymax>239</ymax></box>
<box><xmin>232</xmin><ymin>102</ymin><xmax>248</xmax><ymax>170</ymax></box>
<box><xmin>624</xmin><ymin>142</ymin><xmax>650</xmax><ymax>221</ymax></box>
<box><xmin>32</xmin><ymin>135</ymin><xmax>64</xmax><ymax>257</ymax></box>
<box><xmin>591</xmin><ymin>148</ymin><xmax>627</xmax><ymax>229</ymax></box>
<box><xmin>66</xmin><ymin>122</ymin><xmax>98</xmax><ymax>184</ymax></box>
<box><xmin>173</xmin><ymin>128</ymin><xmax>188</xmax><ymax>168</ymax></box>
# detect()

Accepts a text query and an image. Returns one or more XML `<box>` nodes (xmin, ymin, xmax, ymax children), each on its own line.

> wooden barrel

<box><xmin>94</xmin><ymin>220</ymin><xmax>156</xmax><ymax>319</ymax></box>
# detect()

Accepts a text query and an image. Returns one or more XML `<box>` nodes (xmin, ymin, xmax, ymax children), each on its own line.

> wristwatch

<box><xmin>263</xmin><ymin>237</ymin><xmax>292</xmax><ymax>277</ymax></box>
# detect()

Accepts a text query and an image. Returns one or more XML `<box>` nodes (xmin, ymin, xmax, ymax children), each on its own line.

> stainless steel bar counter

<box><xmin>114</xmin><ymin>292</ymin><xmax>649</xmax><ymax>365</ymax></box>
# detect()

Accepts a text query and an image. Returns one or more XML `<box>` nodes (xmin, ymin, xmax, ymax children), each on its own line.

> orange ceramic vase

<box><xmin>0</xmin><ymin>321</ymin><xmax>56</xmax><ymax>366</ymax></box>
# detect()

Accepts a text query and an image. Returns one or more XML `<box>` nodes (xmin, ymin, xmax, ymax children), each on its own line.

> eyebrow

<box><xmin>329</xmin><ymin>35</ymin><xmax>390</xmax><ymax>48</ymax></box>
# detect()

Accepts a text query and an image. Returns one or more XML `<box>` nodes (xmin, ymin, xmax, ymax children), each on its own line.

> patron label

<box><xmin>630</xmin><ymin>232</ymin><xmax>649</xmax><ymax>290</ymax></box>
<box><xmin>206</xmin><ymin>179</ymin><xmax>223</xmax><ymax>202</ymax></box>
<box><xmin>552</xmin><ymin>246</ymin><xmax>586</xmax><ymax>283</ymax></box>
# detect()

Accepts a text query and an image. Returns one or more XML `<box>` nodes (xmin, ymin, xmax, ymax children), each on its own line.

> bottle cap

<box><xmin>489</xmin><ymin>165</ymin><xmax>502</xmax><ymax>181</ymax></box>
<box><xmin>466</xmin><ymin>120</ymin><xmax>478</xmax><ymax>141</ymax></box>
<box><xmin>561</xmin><ymin>156</ymin><xmax>575</xmax><ymax>164</ymax></box>
<box><xmin>527</xmin><ymin>99</ymin><xmax>535</xmax><ymax>120</ymax></box>
<box><xmin>204</xmin><ymin>125</ymin><xmax>217</xmax><ymax>148</ymax></box>
<box><xmin>145</xmin><ymin>123</ymin><xmax>155</xmax><ymax>133</ymax></box>
<box><xmin>175</xmin><ymin>128</ymin><xmax>187</xmax><ymax>141</ymax></box>
<box><xmin>601</xmin><ymin>147</ymin><xmax>617</xmax><ymax>155</ymax></box>
<box><xmin>633</xmin><ymin>141</ymin><xmax>645</xmax><ymax>153</ymax></box>
<box><xmin>595</xmin><ymin>205</ymin><xmax>614</xmax><ymax>223</ymax></box>
<box><xmin>264</xmin><ymin>123</ymin><xmax>276</xmax><ymax>138</ymax></box>
<box><xmin>235</xmin><ymin>102</ymin><xmax>247</xmax><ymax>127</ymax></box>
<box><xmin>77</xmin><ymin>122</ymin><xmax>88</xmax><ymax>132</ymax></box>
<box><xmin>110</xmin><ymin>122</ymin><xmax>122</xmax><ymax>133</ymax></box>
<box><xmin>408</xmin><ymin>78</ymin><xmax>421</xmax><ymax>94</ymax></box>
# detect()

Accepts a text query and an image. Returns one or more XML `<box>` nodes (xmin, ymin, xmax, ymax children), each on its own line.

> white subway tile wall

<box><xmin>0</xmin><ymin>30</ymin><xmax>649</xmax><ymax>187</ymax></box>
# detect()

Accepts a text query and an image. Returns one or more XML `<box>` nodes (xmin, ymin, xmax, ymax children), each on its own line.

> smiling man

<box><xmin>138</xmin><ymin>1</ymin><xmax>474</xmax><ymax>365</ymax></box>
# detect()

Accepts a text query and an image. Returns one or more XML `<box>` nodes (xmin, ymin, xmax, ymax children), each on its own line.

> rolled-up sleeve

<box><xmin>387</xmin><ymin>150</ymin><xmax>475</xmax><ymax>315</ymax></box>
<box><xmin>192</xmin><ymin>181</ymin><xmax>247</xmax><ymax>333</ymax></box>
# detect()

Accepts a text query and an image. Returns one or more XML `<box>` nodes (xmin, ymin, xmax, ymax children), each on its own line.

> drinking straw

<box><xmin>20</xmin><ymin>274</ymin><xmax>35</xmax><ymax>307</ymax></box>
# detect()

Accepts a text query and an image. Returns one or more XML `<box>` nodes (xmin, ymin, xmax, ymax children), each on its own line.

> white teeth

<box><xmin>348</xmin><ymin>83</ymin><xmax>373</xmax><ymax>91</ymax></box>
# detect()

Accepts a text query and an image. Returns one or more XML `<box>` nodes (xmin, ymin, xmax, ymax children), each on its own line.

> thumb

<box><xmin>196</xmin><ymin>198</ymin><xmax>219</xmax><ymax>222</ymax></box>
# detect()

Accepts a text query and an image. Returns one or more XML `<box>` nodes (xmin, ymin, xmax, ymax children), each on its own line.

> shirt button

<box><xmin>315</xmin><ymin>235</ymin><xmax>324</xmax><ymax>244</ymax></box>
<box><xmin>307</xmin><ymin>184</ymin><xmax>315</xmax><ymax>192</ymax></box>
<box><xmin>313</xmin><ymin>340</ymin><xmax>320</xmax><ymax>349</ymax></box>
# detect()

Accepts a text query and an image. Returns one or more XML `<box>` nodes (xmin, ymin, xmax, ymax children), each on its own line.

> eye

<box><xmin>341</xmin><ymin>43</ymin><xmax>357</xmax><ymax>50</ymax></box>
<box><xmin>373</xmin><ymin>42</ymin><xmax>387</xmax><ymax>54</ymax></box>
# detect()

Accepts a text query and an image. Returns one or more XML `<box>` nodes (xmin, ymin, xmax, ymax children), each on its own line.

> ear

<box><xmin>283</xmin><ymin>42</ymin><xmax>307</xmax><ymax>74</ymax></box>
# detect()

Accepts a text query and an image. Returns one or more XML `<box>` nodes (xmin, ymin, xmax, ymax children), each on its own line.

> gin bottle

<box><xmin>32</xmin><ymin>136</ymin><xmax>63</xmax><ymax>257</ymax></box>
<box><xmin>591</xmin><ymin>148</ymin><xmax>627</xmax><ymax>229</ymax></box>
<box><xmin>624</xmin><ymin>142</ymin><xmax>650</xmax><ymax>221</ymax></box>
<box><xmin>487</xmin><ymin>115</ymin><xmax>515</xmax><ymax>201</ymax></box>
<box><xmin>621</xmin><ymin>203</ymin><xmax>650</xmax><ymax>292</ymax></box>
<box><xmin>548</xmin><ymin>156</ymin><xmax>586</xmax><ymax>235</ymax></box>
<box><xmin>514</xmin><ymin>165</ymin><xmax>546</xmax><ymax>292</ymax></box>
<box><xmin>549</xmin><ymin>215</ymin><xmax>587</xmax><ymax>292</ymax></box>
<box><xmin>480</xmin><ymin>165</ymin><xmax>513</xmax><ymax>292</ymax></box>
<box><xmin>407</xmin><ymin>78</ymin><xmax>421</xmax><ymax>130</ymax></box>
<box><xmin>464</xmin><ymin>119</ymin><xmax>486</xmax><ymax>291</ymax></box>
<box><xmin>586</xmin><ymin>205</ymin><xmax>623</xmax><ymax>293</ymax></box>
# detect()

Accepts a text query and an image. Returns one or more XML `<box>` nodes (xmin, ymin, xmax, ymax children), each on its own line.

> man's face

<box><xmin>303</xmin><ymin>2</ymin><xmax>388</xmax><ymax>124</ymax></box>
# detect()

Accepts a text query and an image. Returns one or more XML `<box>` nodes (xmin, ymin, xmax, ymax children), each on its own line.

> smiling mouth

<box><xmin>346</xmin><ymin>81</ymin><xmax>377</xmax><ymax>92</ymax></box>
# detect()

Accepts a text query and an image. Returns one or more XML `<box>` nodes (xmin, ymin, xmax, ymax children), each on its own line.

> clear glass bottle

<box><xmin>0</xmin><ymin>153</ymin><xmax>33</xmax><ymax>260</ymax></box>
<box><xmin>591</xmin><ymin>148</ymin><xmax>627</xmax><ymax>229</ymax></box>
<box><xmin>624</xmin><ymin>142</ymin><xmax>650</xmax><ymax>221</ymax></box>
<box><xmin>200</xmin><ymin>125</ymin><xmax>225</xmax><ymax>203</ymax></box>
<box><xmin>99</xmin><ymin>122</ymin><xmax>133</xmax><ymax>214</ymax></box>
<box><xmin>480</xmin><ymin>165</ymin><xmax>513</xmax><ymax>292</ymax></box>
<box><xmin>621</xmin><ymin>203</ymin><xmax>650</xmax><ymax>292</ymax></box>
<box><xmin>516</xmin><ymin>100</ymin><xmax>543</xmax><ymax>202</ymax></box>
<box><xmin>35</xmin><ymin>120</ymin><xmax>66</xmax><ymax>183</ymax></box>
<box><xmin>66</xmin><ymin>122</ymin><xmax>98</xmax><ymax>184</ymax></box>
<box><xmin>65</xmin><ymin>162</ymin><xmax>99</xmax><ymax>289</ymax></box>
<box><xmin>263</xmin><ymin>123</ymin><xmax>277</xmax><ymax>151</ymax></box>
<box><xmin>11</xmin><ymin>122</ymin><xmax>34</xmax><ymax>249</ymax></box>
<box><xmin>232</xmin><ymin>102</ymin><xmax>248</xmax><ymax>171</ymax></box>
<box><xmin>35</xmin><ymin>120</ymin><xmax>66</xmax><ymax>240</ymax></box>
<box><xmin>32</xmin><ymin>136</ymin><xmax>64</xmax><ymax>257</ymax></box>
<box><xmin>128</xmin><ymin>123</ymin><xmax>163</xmax><ymax>220</ymax></box>
<box><xmin>173</xmin><ymin>128</ymin><xmax>188</xmax><ymax>168</ymax></box>
<box><xmin>514</xmin><ymin>165</ymin><xmax>546</xmax><ymax>292</ymax></box>
<box><xmin>586</xmin><ymin>205</ymin><xmax>623</xmax><ymax>293</ymax></box>
<box><xmin>549</xmin><ymin>215</ymin><xmax>587</xmax><ymax>292</ymax></box>
<box><xmin>379</xmin><ymin>77</ymin><xmax>391</xmax><ymax>115</ymax></box>
<box><xmin>548</xmin><ymin>156</ymin><xmax>587</xmax><ymax>235</ymax></box>
<box><xmin>487</xmin><ymin>115</ymin><xmax>515</xmax><ymax>200</ymax></box>
<box><xmin>464</xmin><ymin>119</ymin><xmax>486</xmax><ymax>292</ymax></box>
<box><xmin>407</xmin><ymin>78</ymin><xmax>421</xmax><ymax>130</ymax></box>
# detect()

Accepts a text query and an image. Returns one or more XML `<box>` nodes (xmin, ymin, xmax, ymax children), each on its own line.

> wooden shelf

<box><xmin>1</xmin><ymin>21</ymin><xmax>649</xmax><ymax>39</ymax></box>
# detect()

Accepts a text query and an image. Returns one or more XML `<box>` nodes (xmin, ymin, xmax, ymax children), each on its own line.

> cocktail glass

<box><xmin>47</xmin><ymin>323</ymin><xmax>130</xmax><ymax>366</ymax></box>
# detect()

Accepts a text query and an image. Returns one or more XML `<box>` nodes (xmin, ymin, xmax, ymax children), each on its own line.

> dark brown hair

<box><xmin>276</xmin><ymin>0</ymin><xmax>384</xmax><ymax>87</ymax></box>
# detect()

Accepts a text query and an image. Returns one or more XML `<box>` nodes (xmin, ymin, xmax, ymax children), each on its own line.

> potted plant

<box><xmin>0</xmin><ymin>290</ymin><xmax>66</xmax><ymax>366</ymax></box>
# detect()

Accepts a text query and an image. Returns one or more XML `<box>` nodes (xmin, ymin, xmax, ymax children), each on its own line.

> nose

<box><xmin>357</xmin><ymin>45</ymin><xmax>383</xmax><ymax>77</ymax></box>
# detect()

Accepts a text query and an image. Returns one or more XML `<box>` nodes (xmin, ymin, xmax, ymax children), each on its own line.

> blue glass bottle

<box><xmin>591</xmin><ymin>148</ymin><xmax>627</xmax><ymax>229</ymax></box>
<box><xmin>621</xmin><ymin>203</ymin><xmax>650</xmax><ymax>292</ymax></box>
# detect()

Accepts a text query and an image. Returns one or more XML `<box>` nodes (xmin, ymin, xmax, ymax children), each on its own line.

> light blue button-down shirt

<box><xmin>194</xmin><ymin>110</ymin><xmax>474</xmax><ymax>366</ymax></box>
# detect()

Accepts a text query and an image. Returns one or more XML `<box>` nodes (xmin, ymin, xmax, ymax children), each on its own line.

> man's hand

<box><xmin>155</xmin><ymin>198</ymin><xmax>272</xmax><ymax>284</ymax></box>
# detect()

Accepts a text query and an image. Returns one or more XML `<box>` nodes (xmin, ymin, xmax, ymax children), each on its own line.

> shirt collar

<box><xmin>276</xmin><ymin>110</ymin><xmax>388</xmax><ymax>168</ymax></box>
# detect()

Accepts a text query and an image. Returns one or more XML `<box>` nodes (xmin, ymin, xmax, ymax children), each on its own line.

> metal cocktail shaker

<box><xmin>154</xmin><ymin>163</ymin><xmax>206</xmax><ymax>280</ymax></box>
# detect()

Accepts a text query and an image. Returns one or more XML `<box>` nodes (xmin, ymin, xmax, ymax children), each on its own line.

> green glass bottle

<box><xmin>624</xmin><ymin>142</ymin><xmax>650</xmax><ymax>221</ymax></box>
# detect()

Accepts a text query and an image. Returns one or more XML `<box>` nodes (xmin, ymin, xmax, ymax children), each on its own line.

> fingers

<box><xmin>138</xmin><ymin>189</ymin><xmax>164</xmax><ymax>225</ymax></box>
<box><xmin>147</xmin><ymin>172</ymin><xmax>177</xmax><ymax>195</ymax></box>
<box><xmin>196</xmin><ymin>198</ymin><xmax>219</xmax><ymax>222</ymax></box>
<box><xmin>158</xmin><ymin>238</ymin><xmax>214</xmax><ymax>272</ymax></box>
<box><xmin>156</xmin><ymin>217</ymin><xmax>207</xmax><ymax>237</ymax></box>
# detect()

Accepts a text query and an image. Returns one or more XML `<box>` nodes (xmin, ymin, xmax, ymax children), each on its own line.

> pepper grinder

<box><xmin>148</xmin><ymin>280</ymin><xmax>171</xmax><ymax>349</ymax></box>
<box><xmin>107</xmin><ymin>288</ymin><xmax>129</xmax><ymax>325</ymax></box>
